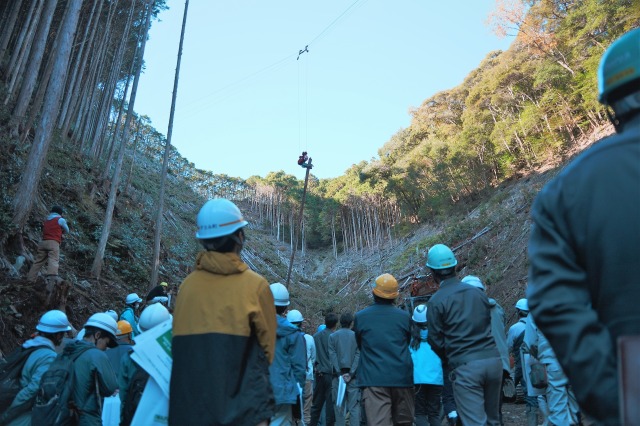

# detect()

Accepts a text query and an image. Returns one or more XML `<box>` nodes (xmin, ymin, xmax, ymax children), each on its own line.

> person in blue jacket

<box><xmin>269</xmin><ymin>283</ymin><xmax>307</xmax><ymax>426</ymax></box>
<box><xmin>0</xmin><ymin>310</ymin><xmax>73</xmax><ymax>426</ymax></box>
<box><xmin>119</xmin><ymin>293</ymin><xmax>142</xmax><ymax>336</ymax></box>
<box><xmin>410</xmin><ymin>305</ymin><xmax>443</xmax><ymax>426</ymax></box>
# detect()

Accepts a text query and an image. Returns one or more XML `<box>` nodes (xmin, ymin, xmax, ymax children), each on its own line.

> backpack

<box><xmin>0</xmin><ymin>345</ymin><xmax>50</xmax><ymax>412</ymax></box>
<box><xmin>31</xmin><ymin>345</ymin><xmax>94</xmax><ymax>426</ymax></box>
<box><xmin>529</xmin><ymin>359</ymin><xmax>548</xmax><ymax>389</ymax></box>
<box><xmin>120</xmin><ymin>361</ymin><xmax>150</xmax><ymax>426</ymax></box>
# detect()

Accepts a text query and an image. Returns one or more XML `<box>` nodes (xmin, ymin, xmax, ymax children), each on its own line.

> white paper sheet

<box><xmin>131</xmin><ymin>377</ymin><xmax>169</xmax><ymax>426</ymax></box>
<box><xmin>336</xmin><ymin>376</ymin><xmax>346</xmax><ymax>407</ymax></box>
<box><xmin>130</xmin><ymin>318</ymin><xmax>173</xmax><ymax>397</ymax></box>
<box><xmin>101</xmin><ymin>395</ymin><xmax>121</xmax><ymax>426</ymax></box>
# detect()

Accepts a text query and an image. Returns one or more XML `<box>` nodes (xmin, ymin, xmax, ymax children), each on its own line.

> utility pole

<box><xmin>150</xmin><ymin>0</ymin><xmax>189</xmax><ymax>289</ymax></box>
<box><xmin>286</xmin><ymin>157</ymin><xmax>313</xmax><ymax>288</ymax></box>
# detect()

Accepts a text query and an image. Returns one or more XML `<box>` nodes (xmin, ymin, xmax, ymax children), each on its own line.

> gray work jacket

<box><xmin>528</xmin><ymin>115</ymin><xmax>640</xmax><ymax>425</ymax></box>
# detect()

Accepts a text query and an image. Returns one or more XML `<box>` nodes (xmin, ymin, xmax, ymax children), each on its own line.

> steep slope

<box><xmin>0</xmin><ymin>111</ymin><xmax>612</xmax><ymax>358</ymax></box>
<box><xmin>0</xmin><ymin>126</ymin><xmax>282</xmax><ymax>354</ymax></box>
<box><xmin>300</xmin><ymin>123</ymin><xmax>614</xmax><ymax>326</ymax></box>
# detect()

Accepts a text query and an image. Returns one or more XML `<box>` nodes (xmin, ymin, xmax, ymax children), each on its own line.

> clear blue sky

<box><xmin>135</xmin><ymin>0</ymin><xmax>513</xmax><ymax>180</ymax></box>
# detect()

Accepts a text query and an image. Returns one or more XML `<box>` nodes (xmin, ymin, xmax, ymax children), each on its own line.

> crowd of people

<box><xmin>0</xmin><ymin>232</ymin><xmax>586</xmax><ymax>426</ymax></box>
<box><xmin>2</xmin><ymin>26</ymin><xmax>639</xmax><ymax>426</ymax></box>
<box><xmin>0</xmin><ymin>294</ymin><xmax>172</xmax><ymax>426</ymax></box>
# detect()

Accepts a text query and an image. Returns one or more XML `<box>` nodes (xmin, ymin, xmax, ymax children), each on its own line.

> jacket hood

<box><xmin>488</xmin><ymin>297</ymin><xmax>497</xmax><ymax>307</ymax></box>
<box><xmin>24</xmin><ymin>335</ymin><xmax>56</xmax><ymax>350</ymax></box>
<box><xmin>63</xmin><ymin>339</ymin><xmax>95</xmax><ymax>356</ymax></box>
<box><xmin>276</xmin><ymin>316</ymin><xmax>299</xmax><ymax>337</ymax></box>
<box><xmin>196</xmin><ymin>251</ymin><xmax>248</xmax><ymax>276</ymax></box>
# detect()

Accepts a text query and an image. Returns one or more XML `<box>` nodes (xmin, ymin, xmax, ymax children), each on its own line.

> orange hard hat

<box><xmin>372</xmin><ymin>273</ymin><xmax>399</xmax><ymax>299</ymax></box>
<box><xmin>116</xmin><ymin>320</ymin><xmax>133</xmax><ymax>336</ymax></box>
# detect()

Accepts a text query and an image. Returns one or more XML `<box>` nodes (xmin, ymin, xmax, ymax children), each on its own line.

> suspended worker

<box><xmin>297</xmin><ymin>151</ymin><xmax>313</xmax><ymax>169</ymax></box>
<box><xmin>527</xmin><ymin>27</ymin><xmax>640</xmax><ymax>425</ymax></box>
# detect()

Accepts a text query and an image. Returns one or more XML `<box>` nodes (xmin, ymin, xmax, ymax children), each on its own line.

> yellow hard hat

<box><xmin>372</xmin><ymin>273</ymin><xmax>399</xmax><ymax>299</ymax></box>
<box><xmin>116</xmin><ymin>320</ymin><xmax>133</xmax><ymax>336</ymax></box>
<box><xmin>160</xmin><ymin>282</ymin><xmax>168</xmax><ymax>287</ymax></box>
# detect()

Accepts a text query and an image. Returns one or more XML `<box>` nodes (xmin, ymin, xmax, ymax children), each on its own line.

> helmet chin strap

<box><xmin>608</xmin><ymin>91</ymin><xmax>640</xmax><ymax>132</ymax></box>
<box><xmin>230</xmin><ymin>234</ymin><xmax>242</xmax><ymax>247</ymax></box>
<box><xmin>230</xmin><ymin>230</ymin><xmax>245</xmax><ymax>251</ymax></box>
<box><xmin>605</xmin><ymin>107</ymin><xmax>621</xmax><ymax>133</ymax></box>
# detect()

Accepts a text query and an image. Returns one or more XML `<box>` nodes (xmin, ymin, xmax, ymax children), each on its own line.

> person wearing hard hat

<box><xmin>169</xmin><ymin>199</ymin><xmax>277</xmax><ymax>426</ymax></box>
<box><xmin>310</xmin><ymin>312</ymin><xmax>339</xmax><ymax>426</ymax></box>
<box><xmin>507</xmin><ymin>298</ymin><xmax>529</xmax><ymax>353</ymax></box>
<box><xmin>353</xmin><ymin>273</ymin><xmax>414</xmax><ymax>426</ymax></box>
<box><xmin>105</xmin><ymin>310</ymin><xmax>118</xmax><ymax>323</ymax></box>
<box><xmin>145</xmin><ymin>281</ymin><xmax>168</xmax><ymax>302</ymax></box>
<box><xmin>0</xmin><ymin>310</ymin><xmax>72</xmax><ymax>426</ymax></box>
<box><xmin>119</xmin><ymin>304</ymin><xmax>172</xmax><ymax>425</ymax></box>
<box><xmin>507</xmin><ymin>297</ymin><xmax>538</xmax><ymax>424</ymax></box>
<box><xmin>268</xmin><ymin>284</ymin><xmax>306</xmax><ymax>426</ymax></box>
<box><xmin>425</xmin><ymin>244</ymin><xmax>502</xmax><ymax>426</ymax></box>
<box><xmin>329</xmin><ymin>312</ymin><xmax>361</xmax><ymax>426</ymax></box>
<box><xmin>120</xmin><ymin>293</ymin><xmax>142</xmax><ymax>336</ymax></box>
<box><xmin>64</xmin><ymin>312</ymin><xmax>119</xmax><ymax>425</ymax></box>
<box><xmin>287</xmin><ymin>309</ymin><xmax>316</xmax><ymax>426</ymax></box>
<box><xmin>105</xmin><ymin>320</ymin><xmax>134</xmax><ymax>377</ymax></box>
<box><xmin>462</xmin><ymin>275</ymin><xmax>511</xmax><ymax>425</ymax></box>
<box><xmin>409</xmin><ymin>305</ymin><xmax>443</xmax><ymax>426</ymax></box>
<box><xmin>527</xmin><ymin>27</ymin><xmax>640</xmax><ymax>425</ymax></box>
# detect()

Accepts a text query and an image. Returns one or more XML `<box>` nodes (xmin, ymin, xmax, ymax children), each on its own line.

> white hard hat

<box><xmin>287</xmin><ymin>309</ymin><xmax>304</xmax><ymax>323</ymax></box>
<box><xmin>139</xmin><ymin>303</ymin><xmax>171</xmax><ymax>332</ymax></box>
<box><xmin>125</xmin><ymin>293</ymin><xmax>142</xmax><ymax>305</ymax></box>
<box><xmin>149</xmin><ymin>296</ymin><xmax>169</xmax><ymax>305</ymax></box>
<box><xmin>36</xmin><ymin>310</ymin><xmax>72</xmax><ymax>334</ymax></box>
<box><xmin>515</xmin><ymin>298</ymin><xmax>529</xmax><ymax>311</ymax></box>
<box><xmin>75</xmin><ymin>328</ymin><xmax>86</xmax><ymax>341</ymax></box>
<box><xmin>105</xmin><ymin>310</ymin><xmax>118</xmax><ymax>322</ymax></box>
<box><xmin>412</xmin><ymin>304</ymin><xmax>428</xmax><ymax>323</ymax></box>
<box><xmin>84</xmin><ymin>312</ymin><xmax>118</xmax><ymax>347</ymax></box>
<box><xmin>196</xmin><ymin>199</ymin><xmax>248</xmax><ymax>239</ymax></box>
<box><xmin>462</xmin><ymin>275</ymin><xmax>485</xmax><ymax>291</ymax></box>
<box><xmin>270</xmin><ymin>283</ymin><xmax>290</xmax><ymax>306</ymax></box>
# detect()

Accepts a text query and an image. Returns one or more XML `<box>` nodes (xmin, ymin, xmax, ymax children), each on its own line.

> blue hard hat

<box><xmin>426</xmin><ymin>244</ymin><xmax>457</xmax><ymax>270</ymax></box>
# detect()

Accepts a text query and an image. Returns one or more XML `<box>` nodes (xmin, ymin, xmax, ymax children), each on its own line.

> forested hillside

<box><xmin>0</xmin><ymin>0</ymin><xmax>638</xmax><ymax>357</ymax></box>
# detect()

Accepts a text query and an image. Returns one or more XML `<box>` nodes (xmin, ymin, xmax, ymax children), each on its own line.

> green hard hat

<box><xmin>598</xmin><ymin>27</ymin><xmax>640</xmax><ymax>105</ymax></box>
<box><xmin>426</xmin><ymin>244</ymin><xmax>457</xmax><ymax>270</ymax></box>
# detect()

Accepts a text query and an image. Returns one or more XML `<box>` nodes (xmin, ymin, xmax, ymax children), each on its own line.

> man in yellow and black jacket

<box><xmin>169</xmin><ymin>199</ymin><xmax>277</xmax><ymax>426</ymax></box>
